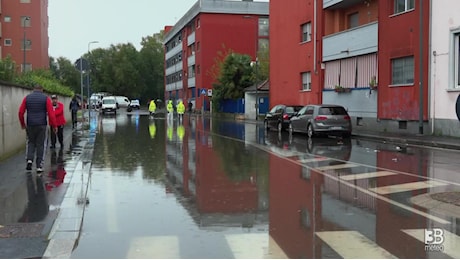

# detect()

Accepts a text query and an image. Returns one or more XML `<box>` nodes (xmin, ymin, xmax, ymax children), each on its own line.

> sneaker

<box><xmin>26</xmin><ymin>160</ymin><xmax>32</xmax><ymax>171</ymax></box>
<box><xmin>36</xmin><ymin>167</ymin><xmax>44</xmax><ymax>173</ymax></box>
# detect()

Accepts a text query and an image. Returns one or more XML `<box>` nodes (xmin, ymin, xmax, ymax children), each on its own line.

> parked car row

<box><xmin>264</xmin><ymin>104</ymin><xmax>352</xmax><ymax>138</ymax></box>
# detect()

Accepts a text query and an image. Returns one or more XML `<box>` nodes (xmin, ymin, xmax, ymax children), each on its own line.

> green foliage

<box><xmin>50</xmin><ymin>56</ymin><xmax>80</xmax><ymax>93</ymax></box>
<box><xmin>14</xmin><ymin>69</ymin><xmax>74</xmax><ymax>96</ymax></box>
<box><xmin>212</xmin><ymin>52</ymin><xmax>254</xmax><ymax>111</ymax></box>
<box><xmin>0</xmin><ymin>55</ymin><xmax>17</xmax><ymax>82</ymax></box>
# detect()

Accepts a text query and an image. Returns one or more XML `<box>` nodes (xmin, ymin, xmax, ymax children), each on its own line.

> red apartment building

<box><xmin>1</xmin><ymin>0</ymin><xmax>49</xmax><ymax>72</ymax></box>
<box><xmin>270</xmin><ymin>0</ymin><xmax>430</xmax><ymax>134</ymax></box>
<box><xmin>163</xmin><ymin>0</ymin><xmax>269</xmax><ymax>111</ymax></box>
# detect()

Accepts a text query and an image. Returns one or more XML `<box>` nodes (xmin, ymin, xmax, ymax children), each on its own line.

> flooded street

<box><xmin>71</xmin><ymin>110</ymin><xmax>460</xmax><ymax>259</ymax></box>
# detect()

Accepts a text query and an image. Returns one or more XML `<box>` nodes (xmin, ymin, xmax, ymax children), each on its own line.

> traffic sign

<box><xmin>207</xmin><ymin>89</ymin><xmax>212</xmax><ymax>97</ymax></box>
<box><xmin>200</xmin><ymin>88</ymin><xmax>206</xmax><ymax>95</ymax></box>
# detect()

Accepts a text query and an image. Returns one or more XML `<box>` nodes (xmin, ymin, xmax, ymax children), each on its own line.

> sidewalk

<box><xmin>352</xmin><ymin>129</ymin><xmax>460</xmax><ymax>150</ymax></box>
<box><xmin>0</xmin><ymin>120</ymin><xmax>95</xmax><ymax>259</ymax></box>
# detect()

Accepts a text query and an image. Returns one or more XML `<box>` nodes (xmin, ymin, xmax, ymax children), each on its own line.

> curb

<box><xmin>42</xmin><ymin>125</ymin><xmax>95</xmax><ymax>259</ymax></box>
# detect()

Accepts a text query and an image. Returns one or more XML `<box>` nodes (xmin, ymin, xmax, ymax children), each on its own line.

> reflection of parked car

<box><xmin>289</xmin><ymin>104</ymin><xmax>351</xmax><ymax>138</ymax></box>
<box><xmin>303</xmin><ymin>137</ymin><xmax>352</xmax><ymax>162</ymax></box>
<box><xmin>129</xmin><ymin>100</ymin><xmax>140</xmax><ymax>109</ymax></box>
<box><xmin>264</xmin><ymin>104</ymin><xmax>303</xmax><ymax>133</ymax></box>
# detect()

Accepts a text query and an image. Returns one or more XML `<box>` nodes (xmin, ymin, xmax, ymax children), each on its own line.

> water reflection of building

<box><xmin>267</xmin><ymin>135</ymin><xmax>455</xmax><ymax>258</ymax></box>
<box><xmin>165</xmin><ymin>117</ymin><xmax>268</xmax><ymax>229</ymax></box>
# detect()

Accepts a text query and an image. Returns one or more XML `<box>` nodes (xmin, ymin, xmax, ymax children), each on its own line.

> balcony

<box><xmin>165</xmin><ymin>43</ymin><xmax>183</xmax><ymax>60</ymax></box>
<box><xmin>187</xmin><ymin>31</ymin><xmax>195</xmax><ymax>46</ymax></box>
<box><xmin>322</xmin><ymin>22</ymin><xmax>377</xmax><ymax>62</ymax></box>
<box><xmin>324</xmin><ymin>0</ymin><xmax>363</xmax><ymax>9</ymax></box>
<box><xmin>165</xmin><ymin>62</ymin><xmax>183</xmax><ymax>76</ymax></box>
<box><xmin>188</xmin><ymin>77</ymin><xmax>196</xmax><ymax>88</ymax></box>
<box><xmin>187</xmin><ymin>54</ymin><xmax>195</xmax><ymax>66</ymax></box>
<box><xmin>166</xmin><ymin>81</ymin><xmax>183</xmax><ymax>92</ymax></box>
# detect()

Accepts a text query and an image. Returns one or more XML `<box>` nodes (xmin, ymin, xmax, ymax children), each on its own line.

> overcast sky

<box><xmin>49</xmin><ymin>0</ymin><xmax>268</xmax><ymax>63</ymax></box>
<box><xmin>48</xmin><ymin>0</ymin><xmax>196</xmax><ymax>62</ymax></box>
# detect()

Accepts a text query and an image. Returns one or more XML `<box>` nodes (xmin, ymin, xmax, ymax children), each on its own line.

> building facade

<box><xmin>0</xmin><ymin>0</ymin><xmax>49</xmax><ymax>72</ymax></box>
<box><xmin>163</xmin><ymin>0</ymin><xmax>269</xmax><ymax>112</ymax></box>
<box><xmin>429</xmin><ymin>0</ymin><xmax>460</xmax><ymax>137</ymax></box>
<box><xmin>270</xmin><ymin>0</ymin><xmax>460</xmax><ymax>136</ymax></box>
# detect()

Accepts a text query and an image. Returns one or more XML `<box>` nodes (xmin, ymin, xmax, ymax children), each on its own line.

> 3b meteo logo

<box><xmin>424</xmin><ymin>228</ymin><xmax>444</xmax><ymax>252</ymax></box>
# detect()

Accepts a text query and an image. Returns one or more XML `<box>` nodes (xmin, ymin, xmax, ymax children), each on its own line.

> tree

<box><xmin>212</xmin><ymin>52</ymin><xmax>254</xmax><ymax>111</ymax></box>
<box><xmin>139</xmin><ymin>33</ymin><xmax>165</xmax><ymax>101</ymax></box>
<box><xmin>49</xmin><ymin>56</ymin><xmax>80</xmax><ymax>93</ymax></box>
<box><xmin>0</xmin><ymin>55</ymin><xmax>17</xmax><ymax>82</ymax></box>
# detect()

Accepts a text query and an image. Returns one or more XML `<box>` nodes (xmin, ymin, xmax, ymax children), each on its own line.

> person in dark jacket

<box><xmin>69</xmin><ymin>95</ymin><xmax>80</xmax><ymax>129</ymax></box>
<box><xmin>18</xmin><ymin>84</ymin><xmax>57</xmax><ymax>173</ymax></box>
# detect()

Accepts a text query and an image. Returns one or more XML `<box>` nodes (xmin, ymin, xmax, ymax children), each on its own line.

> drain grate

<box><xmin>0</xmin><ymin>223</ymin><xmax>44</xmax><ymax>238</ymax></box>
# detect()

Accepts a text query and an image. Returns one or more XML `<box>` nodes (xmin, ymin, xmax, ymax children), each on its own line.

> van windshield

<box><xmin>103</xmin><ymin>99</ymin><xmax>115</xmax><ymax>104</ymax></box>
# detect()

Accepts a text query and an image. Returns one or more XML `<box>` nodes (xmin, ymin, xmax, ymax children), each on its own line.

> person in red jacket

<box><xmin>18</xmin><ymin>84</ymin><xmax>57</xmax><ymax>173</ymax></box>
<box><xmin>50</xmin><ymin>95</ymin><xmax>66</xmax><ymax>149</ymax></box>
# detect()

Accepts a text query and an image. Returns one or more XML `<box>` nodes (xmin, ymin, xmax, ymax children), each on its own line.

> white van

<box><xmin>101</xmin><ymin>96</ymin><xmax>118</xmax><ymax>115</ymax></box>
<box><xmin>115</xmin><ymin>96</ymin><xmax>130</xmax><ymax>108</ymax></box>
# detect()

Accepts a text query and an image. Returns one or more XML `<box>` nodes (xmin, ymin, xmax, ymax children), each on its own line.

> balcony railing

<box><xmin>322</xmin><ymin>22</ymin><xmax>377</xmax><ymax>62</ymax></box>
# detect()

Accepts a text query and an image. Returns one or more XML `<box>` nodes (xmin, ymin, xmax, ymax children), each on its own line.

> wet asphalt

<box><xmin>1</xmin><ymin>108</ymin><xmax>460</xmax><ymax>258</ymax></box>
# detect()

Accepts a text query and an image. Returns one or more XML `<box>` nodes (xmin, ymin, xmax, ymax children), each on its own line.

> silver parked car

<box><xmin>289</xmin><ymin>104</ymin><xmax>352</xmax><ymax>138</ymax></box>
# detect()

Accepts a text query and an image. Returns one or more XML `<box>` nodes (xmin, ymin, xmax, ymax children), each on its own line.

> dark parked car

<box><xmin>264</xmin><ymin>104</ymin><xmax>303</xmax><ymax>132</ymax></box>
<box><xmin>289</xmin><ymin>104</ymin><xmax>352</xmax><ymax>138</ymax></box>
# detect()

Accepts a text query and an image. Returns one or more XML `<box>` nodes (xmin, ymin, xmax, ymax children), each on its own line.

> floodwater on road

<box><xmin>71</xmin><ymin>111</ymin><xmax>460</xmax><ymax>259</ymax></box>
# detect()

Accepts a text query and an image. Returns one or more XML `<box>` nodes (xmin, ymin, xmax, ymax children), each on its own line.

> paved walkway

<box><xmin>1</xmin><ymin>114</ymin><xmax>460</xmax><ymax>258</ymax></box>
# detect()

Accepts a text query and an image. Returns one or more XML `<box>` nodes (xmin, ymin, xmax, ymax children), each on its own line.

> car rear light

<box><xmin>283</xmin><ymin>114</ymin><xmax>289</xmax><ymax>120</ymax></box>
<box><xmin>344</xmin><ymin>115</ymin><xmax>351</xmax><ymax>120</ymax></box>
<box><xmin>315</xmin><ymin>116</ymin><xmax>328</xmax><ymax>121</ymax></box>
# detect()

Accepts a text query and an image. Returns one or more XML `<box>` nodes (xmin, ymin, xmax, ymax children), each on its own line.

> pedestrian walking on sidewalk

<box><xmin>50</xmin><ymin>95</ymin><xmax>66</xmax><ymax>149</ymax></box>
<box><xmin>69</xmin><ymin>95</ymin><xmax>80</xmax><ymax>129</ymax></box>
<box><xmin>18</xmin><ymin>84</ymin><xmax>57</xmax><ymax>173</ymax></box>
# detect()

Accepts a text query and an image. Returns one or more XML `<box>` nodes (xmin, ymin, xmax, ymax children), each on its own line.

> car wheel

<box><xmin>288</xmin><ymin>122</ymin><xmax>293</xmax><ymax>135</ymax></box>
<box><xmin>307</xmin><ymin>124</ymin><xmax>315</xmax><ymax>138</ymax></box>
<box><xmin>277</xmin><ymin>122</ymin><xmax>282</xmax><ymax>133</ymax></box>
<box><xmin>264</xmin><ymin>120</ymin><xmax>269</xmax><ymax>130</ymax></box>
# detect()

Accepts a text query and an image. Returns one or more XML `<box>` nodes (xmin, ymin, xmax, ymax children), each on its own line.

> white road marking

<box><xmin>298</xmin><ymin>157</ymin><xmax>330</xmax><ymax>163</ymax></box>
<box><xmin>315</xmin><ymin>231</ymin><xmax>396</xmax><ymax>259</ymax></box>
<box><xmin>126</xmin><ymin>236</ymin><xmax>180</xmax><ymax>259</ymax></box>
<box><xmin>402</xmin><ymin>229</ymin><xmax>460</xmax><ymax>259</ymax></box>
<box><xmin>369</xmin><ymin>180</ymin><xmax>448</xmax><ymax>195</ymax></box>
<box><xmin>340</xmin><ymin>171</ymin><xmax>398</xmax><ymax>181</ymax></box>
<box><xmin>315</xmin><ymin>163</ymin><xmax>360</xmax><ymax>171</ymax></box>
<box><xmin>225</xmin><ymin>233</ymin><xmax>288</xmax><ymax>259</ymax></box>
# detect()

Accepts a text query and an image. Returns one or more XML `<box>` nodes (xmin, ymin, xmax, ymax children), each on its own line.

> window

<box><xmin>20</xmin><ymin>0</ymin><xmax>31</xmax><ymax>3</ymax></box>
<box><xmin>301</xmin><ymin>22</ymin><xmax>312</xmax><ymax>42</ymax></box>
<box><xmin>348</xmin><ymin>12</ymin><xmax>359</xmax><ymax>29</ymax></box>
<box><xmin>394</xmin><ymin>0</ymin><xmax>415</xmax><ymax>14</ymax></box>
<box><xmin>4</xmin><ymin>39</ymin><xmax>12</xmax><ymax>46</ymax></box>
<box><xmin>302</xmin><ymin>72</ymin><xmax>311</xmax><ymax>91</ymax></box>
<box><xmin>21</xmin><ymin>63</ymin><xmax>32</xmax><ymax>73</ymax></box>
<box><xmin>258</xmin><ymin>17</ymin><xmax>269</xmax><ymax>36</ymax></box>
<box><xmin>22</xmin><ymin>39</ymin><xmax>31</xmax><ymax>50</ymax></box>
<box><xmin>391</xmin><ymin>56</ymin><xmax>414</xmax><ymax>85</ymax></box>
<box><xmin>21</xmin><ymin>16</ymin><xmax>31</xmax><ymax>27</ymax></box>
<box><xmin>454</xmin><ymin>32</ymin><xmax>460</xmax><ymax>89</ymax></box>
<box><xmin>4</xmin><ymin>16</ymin><xmax>11</xmax><ymax>22</ymax></box>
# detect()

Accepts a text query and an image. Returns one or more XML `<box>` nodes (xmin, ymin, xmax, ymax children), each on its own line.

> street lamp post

<box><xmin>22</xmin><ymin>16</ymin><xmax>30</xmax><ymax>73</ymax></box>
<box><xmin>87</xmin><ymin>41</ymin><xmax>99</xmax><ymax>119</ymax></box>
<box><xmin>251</xmin><ymin>57</ymin><xmax>259</xmax><ymax>120</ymax></box>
